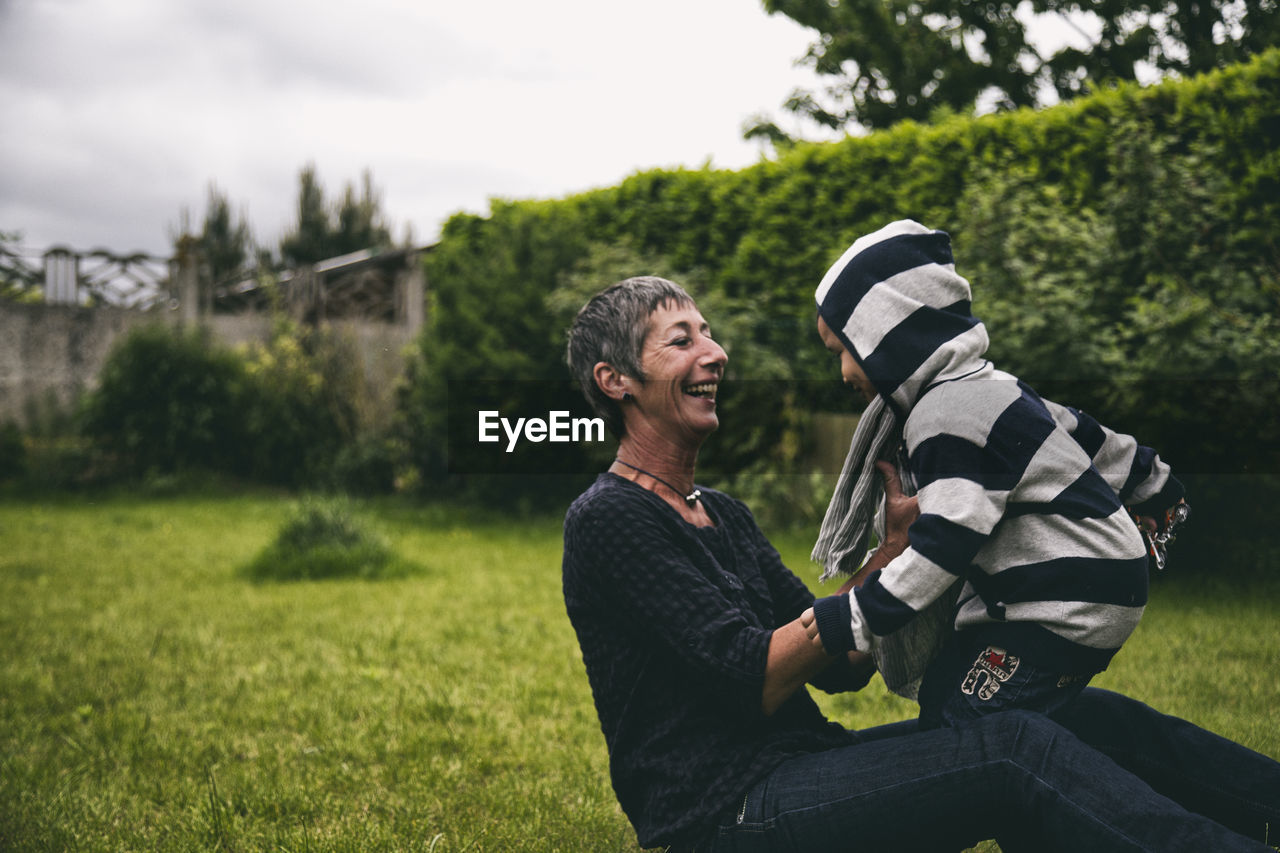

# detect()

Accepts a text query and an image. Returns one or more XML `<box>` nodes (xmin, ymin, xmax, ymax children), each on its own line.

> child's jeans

<box><xmin>917</xmin><ymin>630</ymin><xmax>1096</xmax><ymax>730</ymax></box>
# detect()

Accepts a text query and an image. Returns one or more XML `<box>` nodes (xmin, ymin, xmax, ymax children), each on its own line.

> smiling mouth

<box><xmin>684</xmin><ymin>382</ymin><xmax>718</xmax><ymax>401</ymax></box>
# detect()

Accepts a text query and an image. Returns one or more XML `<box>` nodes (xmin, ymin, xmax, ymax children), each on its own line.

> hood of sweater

<box><xmin>815</xmin><ymin>220</ymin><xmax>991</xmax><ymax>419</ymax></box>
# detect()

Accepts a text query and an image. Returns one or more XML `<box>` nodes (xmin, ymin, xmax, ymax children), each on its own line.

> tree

<box><xmin>1036</xmin><ymin>0</ymin><xmax>1280</xmax><ymax>97</ymax></box>
<box><xmin>197</xmin><ymin>184</ymin><xmax>253</xmax><ymax>286</ymax></box>
<box><xmin>1</xmin><ymin>230</ymin><xmax>42</xmax><ymax>302</ymax></box>
<box><xmin>333</xmin><ymin>170</ymin><xmax>393</xmax><ymax>257</ymax></box>
<box><xmin>279</xmin><ymin>165</ymin><xmax>394</xmax><ymax>266</ymax></box>
<box><xmin>748</xmin><ymin>0</ymin><xmax>1280</xmax><ymax>136</ymax></box>
<box><xmin>170</xmin><ymin>185</ymin><xmax>253</xmax><ymax>294</ymax></box>
<box><xmin>278</xmin><ymin>164</ymin><xmax>333</xmax><ymax>267</ymax></box>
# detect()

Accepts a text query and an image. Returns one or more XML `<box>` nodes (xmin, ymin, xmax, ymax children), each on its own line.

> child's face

<box><xmin>817</xmin><ymin>315</ymin><xmax>876</xmax><ymax>403</ymax></box>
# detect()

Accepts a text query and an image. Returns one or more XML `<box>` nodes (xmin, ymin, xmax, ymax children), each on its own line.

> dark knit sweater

<box><xmin>562</xmin><ymin>473</ymin><xmax>860</xmax><ymax>849</ymax></box>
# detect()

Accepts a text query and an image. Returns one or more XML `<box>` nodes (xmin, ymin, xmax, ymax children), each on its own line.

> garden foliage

<box><xmin>240</xmin><ymin>496</ymin><xmax>414</xmax><ymax>582</ymax></box>
<box><xmin>67</xmin><ymin>52</ymin><xmax>1280</xmax><ymax>550</ymax></box>
<box><xmin>79</xmin><ymin>320</ymin><xmax>365</xmax><ymax>488</ymax></box>
<box><xmin>399</xmin><ymin>50</ymin><xmax>1280</xmax><ymax>539</ymax></box>
<box><xmin>80</xmin><ymin>324</ymin><xmax>248</xmax><ymax>476</ymax></box>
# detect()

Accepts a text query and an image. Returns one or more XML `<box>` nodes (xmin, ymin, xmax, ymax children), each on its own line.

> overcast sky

<box><xmin>0</xmin><ymin>0</ymin><xmax>856</xmax><ymax>257</ymax></box>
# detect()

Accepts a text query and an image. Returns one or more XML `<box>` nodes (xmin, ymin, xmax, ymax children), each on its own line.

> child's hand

<box><xmin>1133</xmin><ymin>515</ymin><xmax>1159</xmax><ymax>535</ymax></box>
<box><xmin>1129</xmin><ymin>500</ymin><xmax>1189</xmax><ymax>571</ymax></box>
<box><xmin>1131</xmin><ymin>499</ymin><xmax>1188</xmax><ymax>535</ymax></box>
<box><xmin>801</xmin><ymin>607</ymin><xmax>826</xmax><ymax>652</ymax></box>
<box><xmin>847</xmin><ymin>649</ymin><xmax>876</xmax><ymax>679</ymax></box>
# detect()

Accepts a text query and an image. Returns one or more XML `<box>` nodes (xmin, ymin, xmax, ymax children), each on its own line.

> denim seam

<box><xmin>1003</xmin><ymin>755</ymin><xmax>1150</xmax><ymax>850</ymax></box>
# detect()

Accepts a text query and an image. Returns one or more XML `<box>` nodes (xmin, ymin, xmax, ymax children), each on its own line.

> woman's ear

<box><xmin>593</xmin><ymin>362</ymin><xmax>630</xmax><ymax>402</ymax></box>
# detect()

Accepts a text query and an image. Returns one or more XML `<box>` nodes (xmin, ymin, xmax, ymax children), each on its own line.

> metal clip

<box><xmin>1142</xmin><ymin>502</ymin><xmax>1190</xmax><ymax>571</ymax></box>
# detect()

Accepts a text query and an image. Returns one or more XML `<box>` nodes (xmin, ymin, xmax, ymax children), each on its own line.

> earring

<box><xmin>622</xmin><ymin>392</ymin><xmax>633</xmax><ymax>401</ymax></box>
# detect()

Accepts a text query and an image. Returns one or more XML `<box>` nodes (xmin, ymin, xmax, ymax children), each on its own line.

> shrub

<box><xmin>327</xmin><ymin>433</ymin><xmax>401</xmax><ymax>496</ymax></box>
<box><xmin>237</xmin><ymin>319</ymin><xmax>358</xmax><ymax>486</ymax></box>
<box><xmin>241</xmin><ymin>497</ymin><xmax>417</xmax><ymax>582</ymax></box>
<box><xmin>396</xmin><ymin>50</ymin><xmax>1280</xmax><ymax>554</ymax></box>
<box><xmin>79</xmin><ymin>324</ymin><xmax>248</xmax><ymax>476</ymax></box>
<box><xmin>954</xmin><ymin>128</ymin><xmax>1280</xmax><ymax>477</ymax></box>
<box><xmin>0</xmin><ymin>422</ymin><xmax>25</xmax><ymax>481</ymax></box>
<box><xmin>716</xmin><ymin>465</ymin><xmax>836</xmax><ymax>531</ymax></box>
<box><xmin>78</xmin><ymin>319</ymin><xmax>378</xmax><ymax>489</ymax></box>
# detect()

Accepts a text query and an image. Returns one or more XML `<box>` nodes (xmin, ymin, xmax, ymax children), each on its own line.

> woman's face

<box><xmin>817</xmin><ymin>314</ymin><xmax>876</xmax><ymax>403</ymax></box>
<box><xmin>627</xmin><ymin>301</ymin><xmax>727</xmax><ymax>442</ymax></box>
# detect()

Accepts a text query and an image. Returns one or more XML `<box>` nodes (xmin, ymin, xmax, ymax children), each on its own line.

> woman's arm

<box><xmin>762</xmin><ymin>618</ymin><xmax>843</xmax><ymax>715</ymax></box>
<box><xmin>761</xmin><ymin>462</ymin><xmax>917</xmax><ymax>715</ymax></box>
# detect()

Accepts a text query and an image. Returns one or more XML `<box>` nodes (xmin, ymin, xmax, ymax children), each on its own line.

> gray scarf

<box><xmin>811</xmin><ymin>395</ymin><xmax>899</xmax><ymax>582</ymax></box>
<box><xmin>810</xmin><ymin>393</ymin><xmax>959</xmax><ymax>700</ymax></box>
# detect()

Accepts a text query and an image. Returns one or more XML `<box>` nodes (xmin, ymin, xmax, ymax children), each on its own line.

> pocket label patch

<box><xmin>961</xmin><ymin>646</ymin><xmax>1020</xmax><ymax>700</ymax></box>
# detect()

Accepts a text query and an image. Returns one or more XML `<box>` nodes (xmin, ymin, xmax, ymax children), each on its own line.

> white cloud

<box><xmin>0</xmin><ymin>0</ymin><xmax>833</xmax><ymax>255</ymax></box>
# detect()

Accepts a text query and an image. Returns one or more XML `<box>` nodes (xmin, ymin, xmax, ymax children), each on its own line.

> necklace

<box><xmin>614</xmin><ymin>459</ymin><xmax>701</xmax><ymax>507</ymax></box>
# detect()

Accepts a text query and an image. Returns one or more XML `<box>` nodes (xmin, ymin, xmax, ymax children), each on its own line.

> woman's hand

<box><xmin>835</xmin><ymin>462</ymin><xmax>920</xmax><ymax>595</ymax></box>
<box><xmin>771</xmin><ymin>462</ymin><xmax>918</xmax><ymax>713</ymax></box>
<box><xmin>877</xmin><ymin>460</ymin><xmax>918</xmax><ymax>554</ymax></box>
<box><xmin>764</xmin><ymin>611</ymin><xmax>836</xmax><ymax>715</ymax></box>
<box><xmin>801</xmin><ymin>606</ymin><xmax>824</xmax><ymax>651</ymax></box>
<box><xmin>800</xmin><ymin>608</ymin><xmax>875</xmax><ymax>686</ymax></box>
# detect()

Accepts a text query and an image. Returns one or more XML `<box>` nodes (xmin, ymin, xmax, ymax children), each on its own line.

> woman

<box><xmin>561</xmin><ymin>276</ymin><xmax>1278</xmax><ymax>852</ymax></box>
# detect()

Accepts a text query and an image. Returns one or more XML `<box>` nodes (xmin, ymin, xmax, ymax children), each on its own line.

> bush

<box><xmin>395</xmin><ymin>50</ymin><xmax>1280</xmax><ymax>560</ymax></box>
<box><xmin>327</xmin><ymin>433</ymin><xmax>401</xmax><ymax>496</ymax></box>
<box><xmin>237</xmin><ymin>319</ymin><xmax>358</xmax><ymax>486</ymax></box>
<box><xmin>0</xmin><ymin>422</ymin><xmax>24</xmax><ymax>481</ymax></box>
<box><xmin>715</xmin><ymin>465</ymin><xmax>836</xmax><ymax>531</ymax></box>
<box><xmin>77</xmin><ymin>319</ymin><xmax>380</xmax><ymax>489</ymax></box>
<box><xmin>954</xmin><ymin>127</ymin><xmax>1280</xmax><ymax>477</ymax></box>
<box><xmin>80</xmin><ymin>324</ymin><xmax>248</xmax><ymax>477</ymax></box>
<box><xmin>241</xmin><ymin>497</ymin><xmax>417</xmax><ymax>582</ymax></box>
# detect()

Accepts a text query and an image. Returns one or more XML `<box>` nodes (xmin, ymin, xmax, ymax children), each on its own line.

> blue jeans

<box><xmin>695</xmin><ymin>690</ymin><xmax>1278</xmax><ymax>852</ymax></box>
<box><xmin>1057</xmin><ymin>688</ymin><xmax>1280</xmax><ymax>847</ymax></box>
<box><xmin>917</xmin><ymin>634</ymin><xmax>1095</xmax><ymax>730</ymax></box>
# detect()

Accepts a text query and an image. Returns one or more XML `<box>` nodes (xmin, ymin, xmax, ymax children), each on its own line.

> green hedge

<box><xmin>403</xmin><ymin>52</ymin><xmax>1280</xmax><ymax>538</ymax></box>
<box><xmin>80</xmin><ymin>324</ymin><xmax>249</xmax><ymax>477</ymax></box>
<box><xmin>78</xmin><ymin>321</ymin><xmax>365</xmax><ymax>489</ymax></box>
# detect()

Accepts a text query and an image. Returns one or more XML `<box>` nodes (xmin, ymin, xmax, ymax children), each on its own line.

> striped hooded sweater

<box><xmin>811</xmin><ymin>220</ymin><xmax>1184</xmax><ymax>675</ymax></box>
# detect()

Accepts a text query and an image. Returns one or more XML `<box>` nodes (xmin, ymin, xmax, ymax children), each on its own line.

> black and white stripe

<box><xmin>813</xmin><ymin>220</ymin><xmax>1179</xmax><ymax>679</ymax></box>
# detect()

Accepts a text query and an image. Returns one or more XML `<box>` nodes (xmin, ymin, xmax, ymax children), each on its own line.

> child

<box><xmin>805</xmin><ymin>219</ymin><xmax>1186</xmax><ymax>728</ymax></box>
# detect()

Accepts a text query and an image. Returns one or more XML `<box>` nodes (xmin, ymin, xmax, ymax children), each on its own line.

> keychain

<box><xmin>1139</xmin><ymin>501</ymin><xmax>1191</xmax><ymax>571</ymax></box>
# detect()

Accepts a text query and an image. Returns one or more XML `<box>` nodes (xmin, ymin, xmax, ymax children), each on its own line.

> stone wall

<box><xmin>2</xmin><ymin>247</ymin><xmax>426</xmax><ymax>431</ymax></box>
<box><xmin>0</xmin><ymin>301</ymin><xmax>174</xmax><ymax>427</ymax></box>
<box><xmin>0</xmin><ymin>302</ymin><xmax>418</xmax><ymax>431</ymax></box>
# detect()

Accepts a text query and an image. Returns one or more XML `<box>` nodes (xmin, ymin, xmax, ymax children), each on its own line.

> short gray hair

<box><xmin>565</xmin><ymin>276</ymin><xmax>695</xmax><ymax>438</ymax></box>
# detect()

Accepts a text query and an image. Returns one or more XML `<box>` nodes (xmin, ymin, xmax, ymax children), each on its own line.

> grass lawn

<box><xmin>1</xmin><ymin>493</ymin><xmax>1277</xmax><ymax>851</ymax></box>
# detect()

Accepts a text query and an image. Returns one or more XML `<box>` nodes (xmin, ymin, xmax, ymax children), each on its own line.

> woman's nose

<box><xmin>702</xmin><ymin>337</ymin><xmax>728</xmax><ymax>369</ymax></box>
